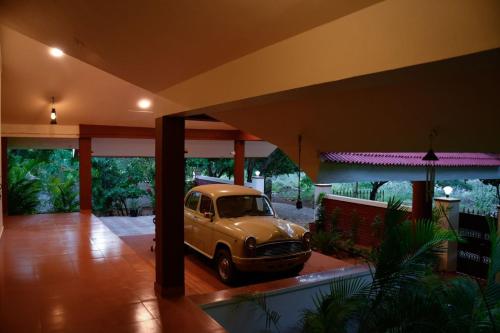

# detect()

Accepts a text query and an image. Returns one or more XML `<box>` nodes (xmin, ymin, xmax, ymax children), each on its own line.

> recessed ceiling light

<box><xmin>49</xmin><ymin>47</ymin><xmax>64</xmax><ymax>57</ymax></box>
<box><xmin>137</xmin><ymin>99</ymin><xmax>152</xmax><ymax>109</ymax></box>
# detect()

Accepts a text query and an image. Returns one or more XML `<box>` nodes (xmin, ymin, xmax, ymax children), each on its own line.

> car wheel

<box><xmin>216</xmin><ymin>248</ymin><xmax>237</xmax><ymax>284</ymax></box>
<box><xmin>288</xmin><ymin>263</ymin><xmax>304</xmax><ymax>276</ymax></box>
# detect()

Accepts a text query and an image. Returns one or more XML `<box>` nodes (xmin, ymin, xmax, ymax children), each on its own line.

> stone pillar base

<box><xmin>435</xmin><ymin>197</ymin><xmax>460</xmax><ymax>272</ymax></box>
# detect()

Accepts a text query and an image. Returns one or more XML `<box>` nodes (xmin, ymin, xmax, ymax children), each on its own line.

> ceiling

<box><xmin>0</xmin><ymin>0</ymin><xmax>382</xmax><ymax>92</ymax></box>
<box><xmin>188</xmin><ymin>49</ymin><xmax>500</xmax><ymax>180</ymax></box>
<box><xmin>0</xmin><ymin>26</ymin><xmax>232</xmax><ymax>129</ymax></box>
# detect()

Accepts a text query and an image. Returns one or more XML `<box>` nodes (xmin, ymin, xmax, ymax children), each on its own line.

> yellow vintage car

<box><xmin>184</xmin><ymin>184</ymin><xmax>312</xmax><ymax>284</ymax></box>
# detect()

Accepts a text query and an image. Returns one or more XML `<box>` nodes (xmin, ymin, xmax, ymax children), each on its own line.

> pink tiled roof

<box><xmin>320</xmin><ymin>152</ymin><xmax>500</xmax><ymax>167</ymax></box>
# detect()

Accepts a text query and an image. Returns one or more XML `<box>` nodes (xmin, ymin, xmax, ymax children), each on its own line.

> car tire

<box><xmin>215</xmin><ymin>248</ymin><xmax>237</xmax><ymax>285</ymax></box>
<box><xmin>288</xmin><ymin>263</ymin><xmax>304</xmax><ymax>276</ymax></box>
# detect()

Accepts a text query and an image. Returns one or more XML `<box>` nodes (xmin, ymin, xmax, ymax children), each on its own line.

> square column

<box><xmin>155</xmin><ymin>116</ymin><xmax>185</xmax><ymax>297</ymax></box>
<box><xmin>314</xmin><ymin>184</ymin><xmax>332</xmax><ymax>209</ymax></box>
<box><xmin>252</xmin><ymin>176</ymin><xmax>265</xmax><ymax>193</ymax></box>
<box><xmin>233</xmin><ymin>140</ymin><xmax>245</xmax><ymax>186</ymax></box>
<box><xmin>79</xmin><ymin>137</ymin><xmax>92</xmax><ymax>212</ymax></box>
<box><xmin>412</xmin><ymin>181</ymin><xmax>432</xmax><ymax>220</ymax></box>
<box><xmin>435</xmin><ymin>197</ymin><xmax>460</xmax><ymax>272</ymax></box>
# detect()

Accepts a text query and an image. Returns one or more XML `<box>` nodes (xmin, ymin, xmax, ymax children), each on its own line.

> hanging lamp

<box><xmin>50</xmin><ymin>96</ymin><xmax>57</xmax><ymax>125</ymax></box>
<box><xmin>422</xmin><ymin>131</ymin><xmax>439</xmax><ymax>202</ymax></box>
<box><xmin>296</xmin><ymin>135</ymin><xmax>303</xmax><ymax>210</ymax></box>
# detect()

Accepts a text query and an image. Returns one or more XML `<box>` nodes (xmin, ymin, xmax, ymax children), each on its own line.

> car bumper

<box><xmin>232</xmin><ymin>250</ymin><xmax>312</xmax><ymax>272</ymax></box>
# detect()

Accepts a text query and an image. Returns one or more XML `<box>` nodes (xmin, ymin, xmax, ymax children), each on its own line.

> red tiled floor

<box><xmin>0</xmin><ymin>213</ymin><xmax>224</xmax><ymax>333</ymax></box>
<box><xmin>0</xmin><ymin>212</ymin><xmax>354</xmax><ymax>332</ymax></box>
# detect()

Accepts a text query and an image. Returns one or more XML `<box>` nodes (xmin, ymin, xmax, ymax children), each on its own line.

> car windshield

<box><xmin>217</xmin><ymin>195</ymin><xmax>274</xmax><ymax>218</ymax></box>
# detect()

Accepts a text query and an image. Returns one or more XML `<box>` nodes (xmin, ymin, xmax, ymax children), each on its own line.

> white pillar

<box><xmin>252</xmin><ymin>176</ymin><xmax>265</xmax><ymax>194</ymax></box>
<box><xmin>434</xmin><ymin>197</ymin><xmax>460</xmax><ymax>272</ymax></box>
<box><xmin>314</xmin><ymin>184</ymin><xmax>332</xmax><ymax>209</ymax></box>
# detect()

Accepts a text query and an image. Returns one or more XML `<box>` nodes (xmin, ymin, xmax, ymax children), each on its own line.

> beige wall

<box><xmin>160</xmin><ymin>0</ymin><xmax>500</xmax><ymax>112</ymax></box>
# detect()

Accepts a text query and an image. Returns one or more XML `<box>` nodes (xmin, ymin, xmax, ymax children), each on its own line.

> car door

<box><xmin>194</xmin><ymin>195</ymin><xmax>215</xmax><ymax>256</ymax></box>
<box><xmin>184</xmin><ymin>191</ymin><xmax>200</xmax><ymax>247</ymax></box>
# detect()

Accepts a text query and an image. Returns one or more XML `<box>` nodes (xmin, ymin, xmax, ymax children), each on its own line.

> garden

<box><xmin>6</xmin><ymin>148</ymin><xmax>499</xmax><ymax>217</ymax></box>
<box><xmin>7</xmin><ymin>149</ymin><xmax>80</xmax><ymax>215</ymax></box>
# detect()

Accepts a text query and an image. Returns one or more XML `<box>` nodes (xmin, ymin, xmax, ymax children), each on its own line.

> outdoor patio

<box><xmin>0</xmin><ymin>212</ymin><xmax>353</xmax><ymax>332</ymax></box>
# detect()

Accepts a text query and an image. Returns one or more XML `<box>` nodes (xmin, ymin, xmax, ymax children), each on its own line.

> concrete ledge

<box><xmin>195</xmin><ymin>175</ymin><xmax>253</xmax><ymax>187</ymax></box>
<box><xmin>324</xmin><ymin>194</ymin><xmax>412</xmax><ymax>211</ymax></box>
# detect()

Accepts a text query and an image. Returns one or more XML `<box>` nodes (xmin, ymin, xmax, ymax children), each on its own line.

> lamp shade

<box><xmin>443</xmin><ymin>186</ymin><xmax>453</xmax><ymax>197</ymax></box>
<box><xmin>422</xmin><ymin>149</ymin><xmax>439</xmax><ymax>161</ymax></box>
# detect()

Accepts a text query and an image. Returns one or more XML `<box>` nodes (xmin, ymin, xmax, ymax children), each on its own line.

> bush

<box><xmin>312</xmin><ymin>231</ymin><xmax>341</xmax><ymax>255</ymax></box>
<box><xmin>7</xmin><ymin>159</ymin><xmax>42</xmax><ymax>215</ymax></box>
<box><xmin>48</xmin><ymin>175</ymin><xmax>79</xmax><ymax>212</ymax></box>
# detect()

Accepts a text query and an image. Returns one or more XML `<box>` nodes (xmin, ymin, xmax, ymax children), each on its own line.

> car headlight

<box><xmin>244</xmin><ymin>236</ymin><xmax>257</xmax><ymax>256</ymax></box>
<box><xmin>302</xmin><ymin>232</ymin><xmax>312</xmax><ymax>250</ymax></box>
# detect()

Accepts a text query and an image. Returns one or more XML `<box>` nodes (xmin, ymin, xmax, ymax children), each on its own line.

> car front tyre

<box><xmin>216</xmin><ymin>248</ymin><xmax>237</xmax><ymax>285</ymax></box>
<box><xmin>288</xmin><ymin>263</ymin><xmax>304</xmax><ymax>276</ymax></box>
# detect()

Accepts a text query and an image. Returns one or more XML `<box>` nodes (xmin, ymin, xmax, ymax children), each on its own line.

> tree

<box><xmin>91</xmin><ymin>158</ymin><xmax>150</xmax><ymax>216</ymax></box>
<box><xmin>369</xmin><ymin>181</ymin><xmax>388</xmax><ymax>200</ymax></box>
<box><xmin>185</xmin><ymin>158</ymin><xmax>234</xmax><ymax>179</ymax></box>
<box><xmin>245</xmin><ymin>148</ymin><xmax>297</xmax><ymax>182</ymax></box>
<box><xmin>481</xmin><ymin>179</ymin><xmax>500</xmax><ymax>204</ymax></box>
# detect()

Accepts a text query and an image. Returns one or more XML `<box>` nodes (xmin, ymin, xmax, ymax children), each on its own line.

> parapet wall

<box><xmin>322</xmin><ymin>194</ymin><xmax>412</xmax><ymax>247</ymax></box>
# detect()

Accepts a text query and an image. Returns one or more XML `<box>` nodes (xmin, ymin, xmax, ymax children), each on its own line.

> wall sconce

<box><xmin>50</xmin><ymin>96</ymin><xmax>57</xmax><ymax>125</ymax></box>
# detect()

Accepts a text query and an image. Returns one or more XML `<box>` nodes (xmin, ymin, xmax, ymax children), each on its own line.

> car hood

<box><xmin>219</xmin><ymin>216</ymin><xmax>305</xmax><ymax>244</ymax></box>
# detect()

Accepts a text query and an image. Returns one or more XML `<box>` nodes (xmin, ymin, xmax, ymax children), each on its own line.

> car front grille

<box><xmin>256</xmin><ymin>241</ymin><xmax>304</xmax><ymax>257</ymax></box>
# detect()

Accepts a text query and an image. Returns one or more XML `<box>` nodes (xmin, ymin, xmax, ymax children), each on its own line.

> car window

<box><xmin>217</xmin><ymin>195</ymin><xmax>274</xmax><ymax>218</ymax></box>
<box><xmin>185</xmin><ymin>192</ymin><xmax>200</xmax><ymax>211</ymax></box>
<box><xmin>199</xmin><ymin>195</ymin><xmax>214</xmax><ymax>215</ymax></box>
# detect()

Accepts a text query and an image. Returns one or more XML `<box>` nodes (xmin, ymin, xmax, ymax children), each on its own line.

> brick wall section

<box><xmin>322</xmin><ymin>195</ymin><xmax>412</xmax><ymax>247</ymax></box>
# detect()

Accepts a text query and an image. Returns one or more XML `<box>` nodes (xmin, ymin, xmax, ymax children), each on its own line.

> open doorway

<box><xmin>7</xmin><ymin>148</ymin><xmax>79</xmax><ymax>215</ymax></box>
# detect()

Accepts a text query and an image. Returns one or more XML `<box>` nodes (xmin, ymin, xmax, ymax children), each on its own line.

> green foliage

<box><xmin>7</xmin><ymin>149</ymin><xmax>80</xmax><ymax>214</ymax></box>
<box><xmin>312</xmin><ymin>231</ymin><xmax>341</xmax><ymax>255</ymax></box>
<box><xmin>92</xmin><ymin>158</ymin><xmax>151</xmax><ymax>216</ymax></box>
<box><xmin>233</xmin><ymin>293</ymin><xmax>281</xmax><ymax>332</ymax></box>
<box><xmin>303</xmin><ymin>276</ymin><xmax>371</xmax><ymax>333</ymax></box>
<box><xmin>302</xmin><ymin>198</ymin><xmax>500</xmax><ymax>332</ymax></box>
<box><xmin>271</xmin><ymin>173</ymin><xmax>315</xmax><ymax>205</ymax></box>
<box><xmin>315</xmin><ymin>193</ymin><xmax>327</xmax><ymax>228</ymax></box>
<box><xmin>48</xmin><ymin>175</ymin><xmax>79</xmax><ymax>212</ymax></box>
<box><xmin>7</xmin><ymin>156</ymin><xmax>42</xmax><ymax>215</ymax></box>
<box><xmin>186</xmin><ymin>158</ymin><xmax>234</xmax><ymax>179</ymax></box>
<box><xmin>246</xmin><ymin>148</ymin><xmax>297</xmax><ymax>179</ymax></box>
<box><xmin>332</xmin><ymin>180</ymin><xmax>498</xmax><ymax>214</ymax></box>
<box><xmin>481</xmin><ymin>179</ymin><xmax>500</xmax><ymax>204</ymax></box>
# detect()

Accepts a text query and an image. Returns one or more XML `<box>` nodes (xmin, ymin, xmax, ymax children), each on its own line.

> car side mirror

<box><xmin>204</xmin><ymin>212</ymin><xmax>214</xmax><ymax>221</ymax></box>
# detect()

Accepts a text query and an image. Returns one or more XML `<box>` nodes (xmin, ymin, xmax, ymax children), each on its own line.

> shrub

<box><xmin>48</xmin><ymin>175</ymin><xmax>79</xmax><ymax>212</ymax></box>
<box><xmin>311</xmin><ymin>231</ymin><xmax>341</xmax><ymax>255</ymax></box>
<box><xmin>7</xmin><ymin>160</ymin><xmax>42</xmax><ymax>215</ymax></box>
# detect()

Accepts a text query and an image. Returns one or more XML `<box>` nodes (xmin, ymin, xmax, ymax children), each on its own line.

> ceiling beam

<box><xmin>79</xmin><ymin>124</ymin><xmax>260</xmax><ymax>141</ymax></box>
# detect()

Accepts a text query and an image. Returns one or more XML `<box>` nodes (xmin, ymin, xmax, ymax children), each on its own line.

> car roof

<box><xmin>189</xmin><ymin>184</ymin><xmax>263</xmax><ymax>198</ymax></box>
